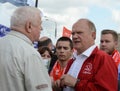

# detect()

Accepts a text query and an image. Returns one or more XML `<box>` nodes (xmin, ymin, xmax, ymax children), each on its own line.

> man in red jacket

<box><xmin>55</xmin><ymin>18</ymin><xmax>118</xmax><ymax>91</ymax></box>
<box><xmin>100</xmin><ymin>29</ymin><xmax>120</xmax><ymax>67</ymax></box>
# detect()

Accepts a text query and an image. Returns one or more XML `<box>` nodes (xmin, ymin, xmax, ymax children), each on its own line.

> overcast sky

<box><xmin>0</xmin><ymin>0</ymin><xmax>120</xmax><ymax>45</ymax></box>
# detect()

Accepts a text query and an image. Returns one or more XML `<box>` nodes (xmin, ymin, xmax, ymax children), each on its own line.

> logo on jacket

<box><xmin>83</xmin><ymin>63</ymin><xmax>92</xmax><ymax>74</ymax></box>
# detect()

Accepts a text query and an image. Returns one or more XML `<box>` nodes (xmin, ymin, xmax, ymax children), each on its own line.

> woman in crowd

<box><xmin>38</xmin><ymin>46</ymin><xmax>53</xmax><ymax>69</ymax></box>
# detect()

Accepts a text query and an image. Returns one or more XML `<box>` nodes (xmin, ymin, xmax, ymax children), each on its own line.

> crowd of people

<box><xmin>0</xmin><ymin>6</ymin><xmax>120</xmax><ymax>91</ymax></box>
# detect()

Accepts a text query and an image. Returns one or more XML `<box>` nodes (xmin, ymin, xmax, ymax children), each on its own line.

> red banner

<box><xmin>62</xmin><ymin>26</ymin><xmax>71</xmax><ymax>38</ymax></box>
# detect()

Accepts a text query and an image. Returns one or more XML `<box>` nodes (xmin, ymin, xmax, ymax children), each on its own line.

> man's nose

<box><xmin>60</xmin><ymin>48</ymin><xmax>65</xmax><ymax>52</ymax></box>
<box><xmin>101</xmin><ymin>41</ymin><xmax>106</xmax><ymax>46</ymax></box>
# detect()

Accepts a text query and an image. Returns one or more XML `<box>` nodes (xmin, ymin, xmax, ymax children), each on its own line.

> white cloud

<box><xmin>112</xmin><ymin>9</ymin><xmax>120</xmax><ymax>24</ymax></box>
<box><xmin>0</xmin><ymin>3</ymin><xmax>16</xmax><ymax>27</ymax></box>
<box><xmin>111</xmin><ymin>9</ymin><xmax>120</xmax><ymax>33</ymax></box>
<box><xmin>0</xmin><ymin>0</ymin><xmax>120</xmax><ymax>44</ymax></box>
<box><xmin>38</xmin><ymin>0</ymin><xmax>120</xmax><ymax>43</ymax></box>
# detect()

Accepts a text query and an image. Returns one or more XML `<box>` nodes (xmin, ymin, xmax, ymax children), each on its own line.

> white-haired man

<box><xmin>0</xmin><ymin>6</ymin><xmax>52</xmax><ymax>91</ymax></box>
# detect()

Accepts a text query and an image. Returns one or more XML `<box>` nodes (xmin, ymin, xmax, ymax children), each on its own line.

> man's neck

<box><xmin>58</xmin><ymin>59</ymin><xmax>69</xmax><ymax>68</ymax></box>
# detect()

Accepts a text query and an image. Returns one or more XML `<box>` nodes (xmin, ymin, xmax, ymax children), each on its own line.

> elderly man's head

<box><xmin>10</xmin><ymin>6</ymin><xmax>43</xmax><ymax>42</ymax></box>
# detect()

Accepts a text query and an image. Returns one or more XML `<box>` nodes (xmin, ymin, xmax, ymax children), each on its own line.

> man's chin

<box><xmin>74</xmin><ymin>47</ymin><xmax>81</xmax><ymax>50</ymax></box>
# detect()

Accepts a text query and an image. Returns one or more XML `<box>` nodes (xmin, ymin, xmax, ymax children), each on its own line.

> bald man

<box><xmin>55</xmin><ymin>18</ymin><xmax>117</xmax><ymax>91</ymax></box>
<box><xmin>38</xmin><ymin>36</ymin><xmax>53</xmax><ymax>51</ymax></box>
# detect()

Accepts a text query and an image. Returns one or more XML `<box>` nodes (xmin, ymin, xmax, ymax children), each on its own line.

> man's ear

<box><xmin>70</xmin><ymin>48</ymin><xmax>74</xmax><ymax>55</ymax></box>
<box><xmin>25</xmin><ymin>21</ymin><xmax>32</xmax><ymax>33</ymax></box>
<box><xmin>92</xmin><ymin>31</ymin><xmax>96</xmax><ymax>40</ymax></box>
<box><xmin>115</xmin><ymin>41</ymin><xmax>118</xmax><ymax>48</ymax></box>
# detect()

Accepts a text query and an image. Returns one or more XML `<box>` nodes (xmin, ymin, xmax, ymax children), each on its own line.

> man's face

<box><xmin>56</xmin><ymin>41</ymin><xmax>73</xmax><ymax>61</ymax></box>
<box><xmin>72</xmin><ymin>20</ymin><xmax>95</xmax><ymax>54</ymax></box>
<box><xmin>31</xmin><ymin>15</ymin><xmax>42</xmax><ymax>41</ymax></box>
<box><xmin>100</xmin><ymin>34</ymin><xmax>117</xmax><ymax>55</ymax></box>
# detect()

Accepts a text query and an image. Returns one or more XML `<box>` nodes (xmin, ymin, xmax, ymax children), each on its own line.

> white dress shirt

<box><xmin>63</xmin><ymin>45</ymin><xmax>96</xmax><ymax>91</ymax></box>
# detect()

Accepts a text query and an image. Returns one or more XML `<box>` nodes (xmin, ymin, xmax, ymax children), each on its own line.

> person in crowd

<box><xmin>100</xmin><ymin>29</ymin><xmax>120</xmax><ymax>67</ymax></box>
<box><xmin>55</xmin><ymin>18</ymin><xmax>118</xmax><ymax>91</ymax></box>
<box><xmin>38</xmin><ymin>36</ymin><xmax>53</xmax><ymax>51</ymax></box>
<box><xmin>100</xmin><ymin>29</ymin><xmax>120</xmax><ymax>91</ymax></box>
<box><xmin>38</xmin><ymin>46</ymin><xmax>53</xmax><ymax>59</ymax></box>
<box><xmin>38</xmin><ymin>36</ymin><xmax>58</xmax><ymax>70</ymax></box>
<box><xmin>38</xmin><ymin>46</ymin><xmax>53</xmax><ymax>69</ymax></box>
<box><xmin>0</xmin><ymin>6</ymin><xmax>52</xmax><ymax>91</ymax></box>
<box><xmin>50</xmin><ymin>36</ymin><xmax>73</xmax><ymax>91</ymax></box>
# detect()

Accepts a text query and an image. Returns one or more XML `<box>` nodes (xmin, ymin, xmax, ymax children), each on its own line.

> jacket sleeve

<box><xmin>24</xmin><ymin>54</ymin><xmax>52</xmax><ymax>91</ymax></box>
<box><xmin>75</xmin><ymin>54</ymin><xmax>118</xmax><ymax>91</ymax></box>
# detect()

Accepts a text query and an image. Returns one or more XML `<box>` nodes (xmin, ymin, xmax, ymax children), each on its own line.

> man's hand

<box><xmin>60</xmin><ymin>74</ymin><xmax>77</xmax><ymax>87</ymax></box>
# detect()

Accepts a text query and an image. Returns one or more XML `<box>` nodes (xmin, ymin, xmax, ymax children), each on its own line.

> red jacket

<box><xmin>112</xmin><ymin>49</ymin><xmax>120</xmax><ymax>67</ymax></box>
<box><xmin>65</xmin><ymin>47</ymin><xmax>118</xmax><ymax>91</ymax></box>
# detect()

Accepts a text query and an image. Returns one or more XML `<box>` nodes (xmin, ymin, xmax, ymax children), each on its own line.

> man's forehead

<box><xmin>57</xmin><ymin>41</ymin><xmax>70</xmax><ymax>46</ymax></box>
<box><xmin>72</xmin><ymin>21</ymin><xmax>89</xmax><ymax>31</ymax></box>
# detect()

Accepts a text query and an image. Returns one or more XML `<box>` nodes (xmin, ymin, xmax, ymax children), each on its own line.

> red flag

<box><xmin>62</xmin><ymin>26</ymin><xmax>71</xmax><ymax>38</ymax></box>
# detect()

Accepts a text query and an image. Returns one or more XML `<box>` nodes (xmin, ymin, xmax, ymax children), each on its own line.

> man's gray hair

<box><xmin>10</xmin><ymin>6</ymin><xmax>42</xmax><ymax>27</ymax></box>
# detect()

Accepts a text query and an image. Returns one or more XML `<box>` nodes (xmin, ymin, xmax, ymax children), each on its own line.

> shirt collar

<box><xmin>73</xmin><ymin>45</ymin><xmax>96</xmax><ymax>58</ymax></box>
<box><xmin>8</xmin><ymin>30</ymin><xmax>33</xmax><ymax>46</ymax></box>
<box><xmin>82</xmin><ymin>45</ymin><xmax>96</xmax><ymax>57</ymax></box>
